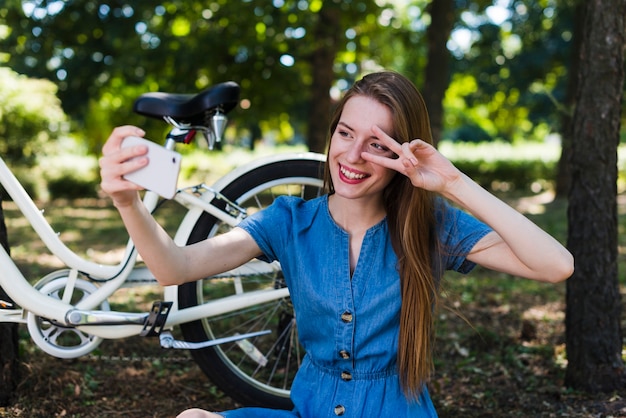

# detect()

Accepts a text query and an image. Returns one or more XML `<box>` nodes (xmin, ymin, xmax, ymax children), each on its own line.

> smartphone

<box><xmin>121</xmin><ymin>136</ymin><xmax>181</xmax><ymax>199</ymax></box>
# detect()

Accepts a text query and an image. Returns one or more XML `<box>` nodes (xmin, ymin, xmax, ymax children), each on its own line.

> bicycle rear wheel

<box><xmin>178</xmin><ymin>155</ymin><xmax>324</xmax><ymax>409</ymax></box>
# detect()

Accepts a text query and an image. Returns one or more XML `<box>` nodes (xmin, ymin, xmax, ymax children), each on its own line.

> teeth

<box><xmin>340</xmin><ymin>166</ymin><xmax>366</xmax><ymax>180</ymax></box>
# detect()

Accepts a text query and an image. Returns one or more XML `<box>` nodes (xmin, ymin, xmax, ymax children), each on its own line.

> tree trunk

<box><xmin>565</xmin><ymin>0</ymin><xmax>626</xmax><ymax>392</ymax></box>
<box><xmin>306</xmin><ymin>4</ymin><xmax>340</xmax><ymax>154</ymax></box>
<box><xmin>422</xmin><ymin>0</ymin><xmax>455</xmax><ymax>146</ymax></box>
<box><xmin>0</xmin><ymin>194</ymin><xmax>19</xmax><ymax>406</ymax></box>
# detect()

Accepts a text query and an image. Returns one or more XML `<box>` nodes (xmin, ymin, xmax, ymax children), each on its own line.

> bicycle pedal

<box><xmin>140</xmin><ymin>301</ymin><xmax>173</xmax><ymax>337</ymax></box>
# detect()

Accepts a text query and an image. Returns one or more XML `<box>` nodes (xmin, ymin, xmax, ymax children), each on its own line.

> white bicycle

<box><xmin>0</xmin><ymin>81</ymin><xmax>325</xmax><ymax>409</ymax></box>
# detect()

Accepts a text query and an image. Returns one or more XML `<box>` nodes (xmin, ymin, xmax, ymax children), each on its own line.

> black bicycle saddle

<box><xmin>133</xmin><ymin>81</ymin><xmax>241</xmax><ymax>125</ymax></box>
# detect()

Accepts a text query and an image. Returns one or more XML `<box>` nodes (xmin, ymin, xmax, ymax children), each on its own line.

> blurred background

<box><xmin>2</xmin><ymin>0</ymin><xmax>621</xmax><ymax>201</ymax></box>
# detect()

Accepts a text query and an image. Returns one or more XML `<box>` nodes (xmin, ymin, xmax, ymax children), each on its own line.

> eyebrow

<box><xmin>337</xmin><ymin>121</ymin><xmax>353</xmax><ymax>131</ymax></box>
<box><xmin>337</xmin><ymin>121</ymin><xmax>383</xmax><ymax>141</ymax></box>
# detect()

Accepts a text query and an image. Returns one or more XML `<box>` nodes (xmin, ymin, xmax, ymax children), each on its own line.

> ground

<box><xmin>2</xmin><ymin>281</ymin><xmax>625</xmax><ymax>418</ymax></box>
<box><xmin>1</xmin><ymin>195</ymin><xmax>625</xmax><ymax>418</ymax></box>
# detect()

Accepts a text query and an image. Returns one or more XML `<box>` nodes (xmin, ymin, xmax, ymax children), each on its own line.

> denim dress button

<box><xmin>340</xmin><ymin>311</ymin><xmax>353</xmax><ymax>323</ymax></box>
<box><xmin>339</xmin><ymin>350</ymin><xmax>350</xmax><ymax>359</ymax></box>
<box><xmin>341</xmin><ymin>371</ymin><xmax>352</xmax><ymax>381</ymax></box>
<box><xmin>334</xmin><ymin>405</ymin><xmax>346</xmax><ymax>415</ymax></box>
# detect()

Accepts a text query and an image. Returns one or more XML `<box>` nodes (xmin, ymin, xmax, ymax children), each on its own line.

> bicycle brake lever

<box><xmin>159</xmin><ymin>329</ymin><xmax>271</xmax><ymax>350</ymax></box>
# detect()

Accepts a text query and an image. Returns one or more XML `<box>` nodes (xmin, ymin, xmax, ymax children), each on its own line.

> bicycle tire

<box><xmin>178</xmin><ymin>155</ymin><xmax>325</xmax><ymax>409</ymax></box>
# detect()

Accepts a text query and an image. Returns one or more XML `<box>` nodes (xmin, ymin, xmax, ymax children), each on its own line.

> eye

<box><xmin>335</xmin><ymin>129</ymin><xmax>352</xmax><ymax>139</ymax></box>
<box><xmin>369</xmin><ymin>142</ymin><xmax>394</xmax><ymax>156</ymax></box>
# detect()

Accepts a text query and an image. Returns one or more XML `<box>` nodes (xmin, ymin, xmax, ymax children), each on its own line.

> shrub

<box><xmin>0</xmin><ymin>68</ymin><xmax>67</xmax><ymax>164</ymax></box>
<box><xmin>439</xmin><ymin>140</ymin><xmax>561</xmax><ymax>193</ymax></box>
<box><xmin>40</xmin><ymin>155</ymin><xmax>99</xmax><ymax>200</ymax></box>
<box><xmin>2</xmin><ymin>155</ymin><xmax>100</xmax><ymax>201</ymax></box>
<box><xmin>452</xmin><ymin>159</ymin><xmax>556</xmax><ymax>192</ymax></box>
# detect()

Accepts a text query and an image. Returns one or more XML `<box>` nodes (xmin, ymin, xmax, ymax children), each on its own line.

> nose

<box><xmin>345</xmin><ymin>138</ymin><xmax>366</xmax><ymax>163</ymax></box>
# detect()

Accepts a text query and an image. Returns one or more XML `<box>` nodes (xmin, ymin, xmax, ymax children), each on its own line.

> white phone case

<box><xmin>121</xmin><ymin>136</ymin><xmax>181</xmax><ymax>199</ymax></box>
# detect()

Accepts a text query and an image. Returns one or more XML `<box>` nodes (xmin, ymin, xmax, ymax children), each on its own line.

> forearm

<box><xmin>100</xmin><ymin>125</ymin><xmax>200</xmax><ymax>284</ymax></box>
<box><xmin>115</xmin><ymin>197</ymin><xmax>189</xmax><ymax>285</ymax></box>
<box><xmin>442</xmin><ymin>172</ymin><xmax>574</xmax><ymax>282</ymax></box>
<box><xmin>348</xmin><ymin>131</ymin><xmax>572</xmax><ymax>281</ymax></box>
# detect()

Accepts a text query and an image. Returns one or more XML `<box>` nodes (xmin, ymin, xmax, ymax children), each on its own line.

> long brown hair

<box><xmin>324</xmin><ymin>71</ymin><xmax>441</xmax><ymax>401</ymax></box>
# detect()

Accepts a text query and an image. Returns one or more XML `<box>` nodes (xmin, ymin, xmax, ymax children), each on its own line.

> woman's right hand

<box><xmin>99</xmin><ymin>125</ymin><xmax>149</xmax><ymax>208</ymax></box>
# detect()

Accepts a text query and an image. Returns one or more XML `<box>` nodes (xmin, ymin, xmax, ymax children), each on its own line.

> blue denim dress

<box><xmin>220</xmin><ymin>196</ymin><xmax>491</xmax><ymax>418</ymax></box>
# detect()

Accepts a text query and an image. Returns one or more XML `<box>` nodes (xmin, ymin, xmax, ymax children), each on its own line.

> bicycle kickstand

<box><xmin>140</xmin><ymin>301</ymin><xmax>271</xmax><ymax>350</ymax></box>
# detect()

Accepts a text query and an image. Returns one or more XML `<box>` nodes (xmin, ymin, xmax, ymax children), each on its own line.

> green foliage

<box><xmin>453</xmin><ymin>158</ymin><xmax>555</xmax><ymax>192</ymax></box>
<box><xmin>449</xmin><ymin>0</ymin><xmax>575</xmax><ymax>141</ymax></box>
<box><xmin>0</xmin><ymin>68</ymin><xmax>97</xmax><ymax>200</ymax></box>
<box><xmin>0</xmin><ymin>66</ymin><xmax>67</xmax><ymax>163</ymax></box>
<box><xmin>1</xmin><ymin>0</ymin><xmax>387</xmax><ymax>150</ymax></box>
<box><xmin>4</xmin><ymin>154</ymin><xmax>98</xmax><ymax>201</ymax></box>
<box><xmin>24</xmin><ymin>141</ymin><xmax>582</xmax><ymax>202</ymax></box>
<box><xmin>440</xmin><ymin>140</ymin><xmax>561</xmax><ymax>192</ymax></box>
<box><xmin>0</xmin><ymin>0</ymin><xmax>594</xmax><ymax>156</ymax></box>
<box><xmin>39</xmin><ymin>155</ymin><xmax>100</xmax><ymax>199</ymax></box>
<box><xmin>45</xmin><ymin>170</ymin><xmax>99</xmax><ymax>200</ymax></box>
<box><xmin>444</xmin><ymin>73</ymin><xmax>553</xmax><ymax>143</ymax></box>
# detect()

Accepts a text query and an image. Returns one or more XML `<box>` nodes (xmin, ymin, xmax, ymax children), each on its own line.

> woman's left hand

<box><xmin>362</xmin><ymin>125</ymin><xmax>462</xmax><ymax>193</ymax></box>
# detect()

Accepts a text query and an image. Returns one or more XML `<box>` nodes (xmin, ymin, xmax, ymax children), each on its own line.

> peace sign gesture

<box><xmin>362</xmin><ymin>125</ymin><xmax>463</xmax><ymax>195</ymax></box>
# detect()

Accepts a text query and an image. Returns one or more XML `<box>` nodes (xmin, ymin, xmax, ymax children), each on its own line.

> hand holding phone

<box><xmin>121</xmin><ymin>136</ymin><xmax>181</xmax><ymax>199</ymax></box>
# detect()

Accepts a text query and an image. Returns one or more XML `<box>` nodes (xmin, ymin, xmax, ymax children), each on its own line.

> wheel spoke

<box><xmin>178</xmin><ymin>157</ymin><xmax>324</xmax><ymax>407</ymax></box>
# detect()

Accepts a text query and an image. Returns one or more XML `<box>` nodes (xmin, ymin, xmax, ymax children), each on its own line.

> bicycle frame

<box><xmin>0</xmin><ymin>142</ymin><xmax>322</xmax><ymax>340</ymax></box>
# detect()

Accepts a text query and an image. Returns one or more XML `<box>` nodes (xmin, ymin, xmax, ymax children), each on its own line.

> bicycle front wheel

<box><xmin>178</xmin><ymin>155</ymin><xmax>324</xmax><ymax>409</ymax></box>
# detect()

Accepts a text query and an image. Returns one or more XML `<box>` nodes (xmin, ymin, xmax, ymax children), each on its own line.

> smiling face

<box><xmin>327</xmin><ymin>95</ymin><xmax>398</xmax><ymax>204</ymax></box>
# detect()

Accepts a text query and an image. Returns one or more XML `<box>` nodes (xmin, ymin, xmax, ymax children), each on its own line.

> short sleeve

<box><xmin>237</xmin><ymin>195</ymin><xmax>295</xmax><ymax>263</ymax></box>
<box><xmin>436</xmin><ymin>200</ymin><xmax>492</xmax><ymax>274</ymax></box>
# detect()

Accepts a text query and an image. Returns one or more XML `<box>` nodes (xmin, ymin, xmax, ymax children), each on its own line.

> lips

<box><xmin>339</xmin><ymin>164</ymin><xmax>369</xmax><ymax>181</ymax></box>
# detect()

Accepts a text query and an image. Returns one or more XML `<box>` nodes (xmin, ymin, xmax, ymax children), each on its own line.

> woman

<box><xmin>100</xmin><ymin>71</ymin><xmax>573</xmax><ymax>417</ymax></box>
